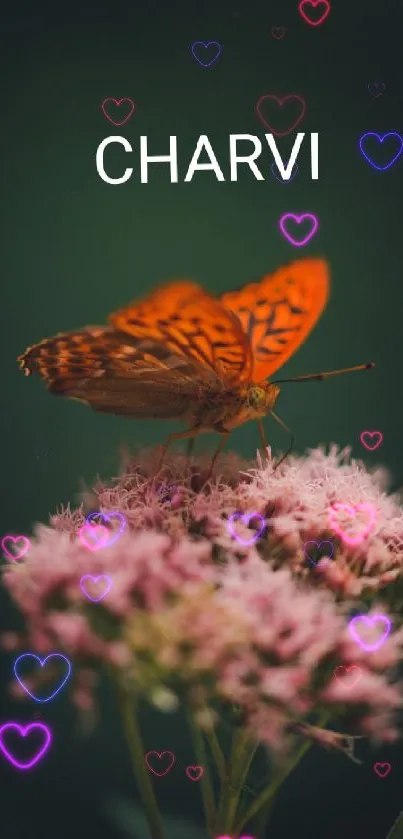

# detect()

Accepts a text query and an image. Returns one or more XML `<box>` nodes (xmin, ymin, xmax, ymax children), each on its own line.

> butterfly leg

<box><xmin>206</xmin><ymin>428</ymin><xmax>231</xmax><ymax>479</ymax></box>
<box><xmin>156</xmin><ymin>427</ymin><xmax>201</xmax><ymax>473</ymax></box>
<box><xmin>270</xmin><ymin>410</ymin><xmax>295</xmax><ymax>470</ymax></box>
<box><xmin>186</xmin><ymin>438</ymin><xmax>196</xmax><ymax>458</ymax></box>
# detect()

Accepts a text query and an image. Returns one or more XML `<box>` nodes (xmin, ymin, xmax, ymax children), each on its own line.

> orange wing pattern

<box><xmin>17</xmin><ymin>326</ymin><xmax>224</xmax><ymax>418</ymax></box>
<box><xmin>220</xmin><ymin>259</ymin><xmax>329</xmax><ymax>382</ymax></box>
<box><xmin>110</xmin><ymin>280</ymin><xmax>254</xmax><ymax>386</ymax></box>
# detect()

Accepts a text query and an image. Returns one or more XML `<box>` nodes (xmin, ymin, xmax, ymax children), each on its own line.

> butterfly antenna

<box><xmin>272</xmin><ymin>361</ymin><xmax>374</xmax><ymax>385</ymax></box>
<box><xmin>270</xmin><ymin>411</ymin><xmax>295</xmax><ymax>470</ymax></box>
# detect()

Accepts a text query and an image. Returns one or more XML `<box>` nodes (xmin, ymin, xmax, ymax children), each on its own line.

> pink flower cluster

<box><xmin>2</xmin><ymin>445</ymin><xmax>403</xmax><ymax>751</ymax></box>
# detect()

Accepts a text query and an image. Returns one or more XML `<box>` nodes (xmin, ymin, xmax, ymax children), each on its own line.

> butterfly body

<box><xmin>18</xmin><ymin>259</ymin><xmax>331</xmax><ymax>455</ymax></box>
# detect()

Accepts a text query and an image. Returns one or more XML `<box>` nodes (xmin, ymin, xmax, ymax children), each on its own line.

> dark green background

<box><xmin>1</xmin><ymin>0</ymin><xmax>403</xmax><ymax>836</ymax></box>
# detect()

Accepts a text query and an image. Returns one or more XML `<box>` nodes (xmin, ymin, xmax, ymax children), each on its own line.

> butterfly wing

<box><xmin>220</xmin><ymin>259</ymin><xmax>329</xmax><ymax>382</ymax></box>
<box><xmin>109</xmin><ymin>279</ymin><xmax>254</xmax><ymax>385</ymax></box>
<box><xmin>17</xmin><ymin>327</ymin><xmax>224</xmax><ymax>418</ymax></box>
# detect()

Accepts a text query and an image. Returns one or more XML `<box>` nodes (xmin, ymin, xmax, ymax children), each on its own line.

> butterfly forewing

<box><xmin>109</xmin><ymin>279</ymin><xmax>254</xmax><ymax>385</ymax></box>
<box><xmin>220</xmin><ymin>259</ymin><xmax>329</xmax><ymax>382</ymax></box>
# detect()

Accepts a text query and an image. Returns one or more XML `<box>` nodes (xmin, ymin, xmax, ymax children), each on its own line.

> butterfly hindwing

<box><xmin>17</xmin><ymin>327</ymin><xmax>223</xmax><ymax>418</ymax></box>
<box><xmin>220</xmin><ymin>259</ymin><xmax>329</xmax><ymax>382</ymax></box>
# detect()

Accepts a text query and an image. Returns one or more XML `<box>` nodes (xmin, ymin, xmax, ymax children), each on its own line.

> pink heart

<box><xmin>328</xmin><ymin>502</ymin><xmax>376</xmax><ymax>546</ymax></box>
<box><xmin>227</xmin><ymin>512</ymin><xmax>266</xmax><ymax>546</ymax></box>
<box><xmin>255</xmin><ymin>94</ymin><xmax>306</xmax><ymax>137</ymax></box>
<box><xmin>348</xmin><ymin>615</ymin><xmax>391</xmax><ymax>652</ymax></box>
<box><xmin>145</xmin><ymin>750</ymin><xmax>176</xmax><ymax>777</ymax></box>
<box><xmin>0</xmin><ymin>722</ymin><xmax>52</xmax><ymax>770</ymax></box>
<box><xmin>333</xmin><ymin>665</ymin><xmax>362</xmax><ymax>688</ymax></box>
<box><xmin>79</xmin><ymin>575</ymin><xmax>113</xmax><ymax>603</ymax></box>
<box><xmin>101</xmin><ymin>98</ymin><xmax>136</xmax><ymax>126</ymax></box>
<box><xmin>298</xmin><ymin>0</ymin><xmax>331</xmax><ymax>27</ymax></box>
<box><xmin>359</xmin><ymin>430</ymin><xmax>383</xmax><ymax>451</ymax></box>
<box><xmin>79</xmin><ymin>523</ymin><xmax>109</xmax><ymax>552</ymax></box>
<box><xmin>185</xmin><ymin>765</ymin><xmax>204</xmax><ymax>781</ymax></box>
<box><xmin>1</xmin><ymin>535</ymin><xmax>31</xmax><ymax>561</ymax></box>
<box><xmin>373</xmin><ymin>762</ymin><xmax>392</xmax><ymax>778</ymax></box>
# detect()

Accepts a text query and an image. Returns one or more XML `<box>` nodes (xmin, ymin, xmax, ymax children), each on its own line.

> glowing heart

<box><xmin>79</xmin><ymin>523</ymin><xmax>109</xmax><ymax>551</ymax></box>
<box><xmin>1</xmin><ymin>534</ymin><xmax>30</xmax><ymax>561</ymax></box>
<box><xmin>80</xmin><ymin>511</ymin><xmax>127</xmax><ymax>550</ymax></box>
<box><xmin>303</xmin><ymin>540</ymin><xmax>334</xmax><ymax>567</ymax></box>
<box><xmin>185</xmin><ymin>765</ymin><xmax>204</xmax><ymax>781</ymax></box>
<box><xmin>348</xmin><ymin>615</ymin><xmax>391</xmax><ymax>652</ymax></box>
<box><xmin>145</xmin><ymin>750</ymin><xmax>176</xmax><ymax>776</ymax></box>
<box><xmin>298</xmin><ymin>0</ymin><xmax>331</xmax><ymax>26</ymax></box>
<box><xmin>368</xmin><ymin>82</ymin><xmax>386</xmax><ymax>98</ymax></box>
<box><xmin>80</xmin><ymin>574</ymin><xmax>113</xmax><ymax>602</ymax></box>
<box><xmin>271</xmin><ymin>26</ymin><xmax>286</xmax><ymax>39</ymax></box>
<box><xmin>13</xmin><ymin>653</ymin><xmax>72</xmax><ymax>703</ymax></box>
<box><xmin>271</xmin><ymin>162</ymin><xmax>298</xmax><ymax>183</ymax></box>
<box><xmin>373</xmin><ymin>762</ymin><xmax>392</xmax><ymax>778</ymax></box>
<box><xmin>329</xmin><ymin>502</ymin><xmax>376</xmax><ymax>546</ymax></box>
<box><xmin>216</xmin><ymin>836</ymin><xmax>254</xmax><ymax>839</ymax></box>
<box><xmin>255</xmin><ymin>94</ymin><xmax>306</xmax><ymax>137</ymax></box>
<box><xmin>101</xmin><ymin>98</ymin><xmax>136</xmax><ymax>126</ymax></box>
<box><xmin>227</xmin><ymin>513</ymin><xmax>266</xmax><ymax>546</ymax></box>
<box><xmin>359</xmin><ymin>132</ymin><xmax>403</xmax><ymax>171</ymax></box>
<box><xmin>333</xmin><ymin>665</ymin><xmax>362</xmax><ymax>688</ymax></box>
<box><xmin>279</xmin><ymin>213</ymin><xmax>319</xmax><ymax>247</ymax></box>
<box><xmin>359</xmin><ymin>430</ymin><xmax>383</xmax><ymax>451</ymax></box>
<box><xmin>191</xmin><ymin>41</ymin><xmax>222</xmax><ymax>68</ymax></box>
<box><xmin>0</xmin><ymin>722</ymin><xmax>52</xmax><ymax>770</ymax></box>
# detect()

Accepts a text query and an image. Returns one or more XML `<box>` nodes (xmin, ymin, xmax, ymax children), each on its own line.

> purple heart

<box><xmin>86</xmin><ymin>511</ymin><xmax>126</xmax><ymax>548</ymax></box>
<box><xmin>279</xmin><ymin>213</ymin><xmax>319</xmax><ymax>247</ymax></box>
<box><xmin>80</xmin><ymin>574</ymin><xmax>113</xmax><ymax>602</ymax></box>
<box><xmin>303</xmin><ymin>540</ymin><xmax>334</xmax><ymax>567</ymax></box>
<box><xmin>191</xmin><ymin>41</ymin><xmax>222</xmax><ymax>68</ymax></box>
<box><xmin>0</xmin><ymin>722</ymin><xmax>52</xmax><ymax>770</ymax></box>
<box><xmin>367</xmin><ymin>82</ymin><xmax>386</xmax><ymax>98</ymax></box>
<box><xmin>227</xmin><ymin>512</ymin><xmax>266</xmax><ymax>546</ymax></box>
<box><xmin>348</xmin><ymin>614</ymin><xmax>392</xmax><ymax>652</ymax></box>
<box><xmin>359</xmin><ymin>132</ymin><xmax>403</xmax><ymax>171</ymax></box>
<box><xmin>271</xmin><ymin>162</ymin><xmax>298</xmax><ymax>183</ymax></box>
<box><xmin>13</xmin><ymin>653</ymin><xmax>72</xmax><ymax>703</ymax></box>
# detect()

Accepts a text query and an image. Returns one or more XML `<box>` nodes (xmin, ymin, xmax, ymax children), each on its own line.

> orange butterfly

<box><xmin>18</xmin><ymin>258</ymin><xmax>373</xmax><ymax>472</ymax></box>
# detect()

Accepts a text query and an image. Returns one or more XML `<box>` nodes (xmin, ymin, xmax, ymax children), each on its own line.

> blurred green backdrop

<box><xmin>1</xmin><ymin>0</ymin><xmax>403</xmax><ymax>837</ymax></box>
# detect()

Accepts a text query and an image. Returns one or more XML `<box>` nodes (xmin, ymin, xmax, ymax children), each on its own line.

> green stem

<box><xmin>234</xmin><ymin>738</ymin><xmax>312</xmax><ymax>835</ymax></box>
<box><xmin>186</xmin><ymin>708</ymin><xmax>216</xmax><ymax>832</ymax></box>
<box><xmin>234</xmin><ymin>713</ymin><xmax>329</xmax><ymax>836</ymax></box>
<box><xmin>204</xmin><ymin>721</ymin><xmax>227</xmax><ymax>781</ymax></box>
<box><xmin>114</xmin><ymin>677</ymin><xmax>165</xmax><ymax>839</ymax></box>
<box><xmin>214</xmin><ymin>729</ymin><xmax>255</xmax><ymax>835</ymax></box>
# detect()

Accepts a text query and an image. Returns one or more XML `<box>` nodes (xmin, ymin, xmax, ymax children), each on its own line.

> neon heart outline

<box><xmin>373</xmin><ymin>762</ymin><xmax>392</xmax><ymax>778</ymax></box>
<box><xmin>1</xmin><ymin>534</ymin><xmax>31</xmax><ymax>561</ymax></box>
<box><xmin>83</xmin><ymin>511</ymin><xmax>127</xmax><ymax>550</ymax></box>
<box><xmin>185</xmin><ymin>765</ymin><xmax>204</xmax><ymax>781</ymax></box>
<box><xmin>0</xmin><ymin>722</ymin><xmax>52</xmax><ymax>770</ymax></box>
<box><xmin>329</xmin><ymin>502</ymin><xmax>376</xmax><ymax>546</ymax></box>
<box><xmin>271</xmin><ymin>26</ymin><xmax>286</xmax><ymax>39</ymax></box>
<box><xmin>271</xmin><ymin>162</ymin><xmax>298</xmax><ymax>182</ymax></box>
<box><xmin>80</xmin><ymin>574</ymin><xmax>113</xmax><ymax>602</ymax></box>
<box><xmin>333</xmin><ymin>665</ymin><xmax>362</xmax><ymax>689</ymax></box>
<box><xmin>145</xmin><ymin>750</ymin><xmax>176</xmax><ymax>776</ymax></box>
<box><xmin>101</xmin><ymin>98</ymin><xmax>136</xmax><ymax>126</ymax></box>
<box><xmin>255</xmin><ymin>94</ymin><xmax>306</xmax><ymax>137</ymax></box>
<box><xmin>359</xmin><ymin>132</ymin><xmax>403</xmax><ymax>171</ymax></box>
<box><xmin>298</xmin><ymin>0</ymin><xmax>331</xmax><ymax>27</ymax></box>
<box><xmin>367</xmin><ymin>82</ymin><xmax>386</xmax><ymax>98</ymax></box>
<box><xmin>359</xmin><ymin>430</ymin><xmax>383</xmax><ymax>451</ymax></box>
<box><xmin>190</xmin><ymin>41</ymin><xmax>222</xmax><ymax>68</ymax></box>
<box><xmin>79</xmin><ymin>523</ymin><xmax>109</xmax><ymax>551</ymax></box>
<box><xmin>227</xmin><ymin>513</ymin><xmax>266</xmax><ymax>546</ymax></box>
<box><xmin>279</xmin><ymin>213</ymin><xmax>319</xmax><ymax>247</ymax></box>
<box><xmin>303</xmin><ymin>540</ymin><xmax>334</xmax><ymax>566</ymax></box>
<box><xmin>13</xmin><ymin>653</ymin><xmax>72</xmax><ymax>703</ymax></box>
<box><xmin>348</xmin><ymin>614</ymin><xmax>392</xmax><ymax>652</ymax></box>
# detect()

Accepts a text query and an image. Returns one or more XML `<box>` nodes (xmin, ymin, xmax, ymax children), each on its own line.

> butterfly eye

<box><xmin>247</xmin><ymin>386</ymin><xmax>266</xmax><ymax>410</ymax></box>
